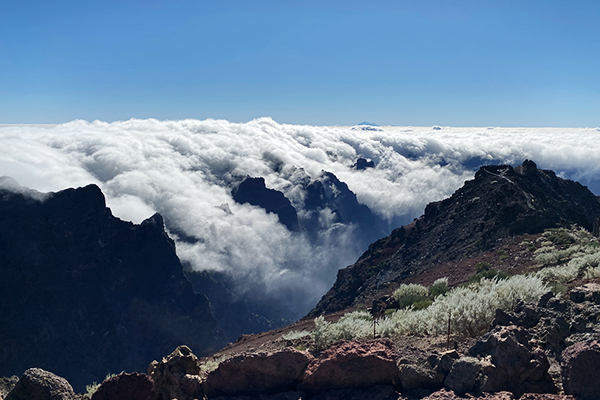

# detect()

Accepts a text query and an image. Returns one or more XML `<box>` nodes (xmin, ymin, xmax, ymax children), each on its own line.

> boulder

<box><xmin>0</xmin><ymin>377</ymin><xmax>18</xmax><ymax>399</ymax></box>
<box><xmin>148</xmin><ymin>345</ymin><xmax>202</xmax><ymax>400</ymax></box>
<box><xmin>398</xmin><ymin>363</ymin><xmax>444</xmax><ymax>391</ymax></box>
<box><xmin>443</xmin><ymin>357</ymin><xmax>481</xmax><ymax>395</ymax></box>
<box><xmin>202</xmin><ymin>348</ymin><xmax>312</xmax><ymax>397</ymax></box>
<box><xmin>569</xmin><ymin>283</ymin><xmax>600</xmax><ymax>304</ymax></box>
<box><xmin>422</xmin><ymin>388</ymin><xmax>513</xmax><ymax>399</ymax></box>
<box><xmin>5</xmin><ymin>368</ymin><xmax>76</xmax><ymax>400</ymax></box>
<box><xmin>561</xmin><ymin>340</ymin><xmax>600</xmax><ymax>400</ymax></box>
<box><xmin>518</xmin><ymin>395</ymin><xmax>576</xmax><ymax>399</ymax></box>
<box><xmin>470</xmin><ymin>325</ymin><xmax>554</xmax><ymax>396</ymax></box>
<box><xmin>299</xmin><ymin>339</ymin><xmax>397</xmax><ymax>393</ymax></box>
<box><xmin>90</xmin><ymin>372</ymin><xmax>153</xmax><ymax>400</ymax></box>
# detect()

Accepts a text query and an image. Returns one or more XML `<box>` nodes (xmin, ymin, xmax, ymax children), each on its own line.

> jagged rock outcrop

<box><xmin>91</xmin><ymin>372</ymin><xmax>153</xmax><ymax>400</ymax></box>
<box><xmin>443</xmin><ymin>357</ymin><xmax>481</xmax><ymax>395</ymax></box>
<box><xmin>422</xmin><ymin>389</ymin><xmax>515</xmax><ymax>399</ymax></box>
<box><xmin>299</xmin><ymin>339</ymin><xmax>397</xmax><ymax>393</ymax></box>
<box><xmin>352</xmin><ymin>158</ymin><xmax>375</xmax><ymax>170</ymax></box>
<box><xmin>0</xmin><ymin>180</ymin><xmax>224</xmax><ymax>391</ymax></box>
<box><xmin>470</xmin><ymin>326</ymin><xmax>555</xmax><ymax>396</ymax></box>
<box><xmin>148</xmin><ymin>345</ymin><xmax>202</xmax><ymax>400</ymax></box>
<box><xmin>309</xmin><ymin>160</ymin><xmax>600</xmax><ymax>316</ymax></box>
<box><xmin>232</xmin><ymin>177</ymin><xmax>300</xmax><ymax>232</ymax></box>
<box><xmin>560</xmin><ymin>340</ymin><xmax>600</xmax><ymax>400</ymax></box>
<box><xmin>202</xmin><ymin>348</ymin><xmax>312</xmax><ymax>397</ymax></box>
<box><xmin>5</xmin><ymin>368</ymin><xmax>76</xmax><ymax>400</ymax></box>
<box><xmin>301</xmin><ymin>171</ymin><xmax>387</xmax><ymax>246</ymax></box>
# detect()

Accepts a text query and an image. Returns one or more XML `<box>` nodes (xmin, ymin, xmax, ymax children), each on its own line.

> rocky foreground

<box><xmin>4</xmin><ymin>284</ymin><xmax>600</xmax><ymax>400</ymax></box>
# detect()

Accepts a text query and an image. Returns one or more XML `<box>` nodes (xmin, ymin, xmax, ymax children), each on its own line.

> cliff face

<box><xmin>0</xmin><ymin>178</ymin><xmax>224</xmax><ymax>391</ymax></box>
<box><xmin>309</xmin><ymin>160</ymin><xmax>600</xmax><ymax>316</ymax></box>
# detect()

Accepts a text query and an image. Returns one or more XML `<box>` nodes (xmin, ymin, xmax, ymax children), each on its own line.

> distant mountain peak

<box><xmin>357</xmin><ymin>121</ymin><xmax>379</xmax><ymax>126</ymax></box>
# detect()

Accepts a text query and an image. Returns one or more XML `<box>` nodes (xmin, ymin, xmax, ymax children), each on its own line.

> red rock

<box><xmin>299</xmin><ymin>339</ymin><xmax>397</xmax><ymax>393</ymax></box>
<box><xmin>202</xmin><ymin>348</ymin><xmax>312</xmax><ymax>397</ymax></box>
<box><xmin>561</xmin><ymin>340</ymin><xmax>600</xmax><ymax>400</ymax></box>
<box><xmin>90</xmin><ymin>372</ymin><xmax>153</xmax><ymax>400</ymax></box>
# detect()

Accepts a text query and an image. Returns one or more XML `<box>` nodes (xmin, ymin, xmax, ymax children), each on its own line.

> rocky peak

<box><xmin>309</xmin><ymin>160</ymin><xmax>600</xmax><ymax>316</ymax></box>
<box><xmin>0</xmin><ymin>180</ymin><xmax>224</xmax><ymax>392</ymax></box>
<box><xmin>232</xmin><ymin>176</ymin><xmax>300</xmax><ymax>231</ymax></box>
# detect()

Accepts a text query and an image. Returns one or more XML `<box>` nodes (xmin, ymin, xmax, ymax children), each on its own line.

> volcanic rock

<box><xmin>0</xmin><ymin>181</ymin><xmax>223</xmax><ymax>391</ymax></box>
<box><xmin>560</xmin><ymin>340</ymin><xmax>600</xmax><ymax>400</ymax></box>
<box><xmin>148</xmin><ymin>345</ymin><xmax>202</xmax><ymax>400</ymax></box>
<box><xmin>443</xmin><ymin>357</ymin><xmax>481</xmax><ymax>395</ymax></box>
<box><xmin>398</xmin><ymin>363</ymin><xmax>444</xmax><ymax>391</ymax></box>
<box><xmin>309</xmin><ymin>160</ymin><xmax>600</xmax><ymax>316</ymax></box>
<box><xmin>90</xmin><ymin>372</ymin><xmax>153</xmax><ymax>400</ymax></box>
<box><xmin>470</xmin><ymin>325</ymin><xmax>554</xmax><ymax>396</ymax></box>
<box><xmin>299</xmin><ymin>339</ymin><xmax>397</xmax><ymax>393</ymax></box>
<box><xmin>232</xmin><ymin>177</ymin><xmax>300</xmax><ymax>231</ymax></box>
<box><xmin>5</xmin><ymin>368</ymin><xmax>75</xmax><ymax>400</ymax></box>
<box><xmin>202</xmin><ymin>348</ymin><xmax>312</xmax><ymax>397</ymax></box>
<box><xmin>422</xmin><ymin>389</ymin><xmax>514</xmax><ymax>399</ymax></box>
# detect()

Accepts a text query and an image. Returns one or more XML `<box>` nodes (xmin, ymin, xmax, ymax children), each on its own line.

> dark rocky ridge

<box><xmin>309</xmin><ymin>160</ymin><xmax>600</xmax><ymax>317</ymax></box>
<box><xmin>0</xmin><ymin>179</ymin><xmax>224</xmax><ymax>391</ymax></box>
<box><xmin>232</xmin><ymin>177</ymin><xmax>300</xmax><ymax>232</ymax></box>
<box><xmin>188</xmin><ymin>170</ymin><xmax>391</xmax><ymax>343</ymax></box>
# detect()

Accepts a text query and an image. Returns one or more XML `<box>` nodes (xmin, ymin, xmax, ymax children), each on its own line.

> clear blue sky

<box><xmin>1</xmin><ymin>0</ymin><xmax>599</xmax><ymax>126</ymax></box>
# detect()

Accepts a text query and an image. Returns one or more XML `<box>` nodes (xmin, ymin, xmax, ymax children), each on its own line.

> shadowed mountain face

<box><xmin>309</xmin><ymin>160</ymin><xmax>600</xmax><ymax>317</ymax></box>
<box><xmin>0</xmin><ymin>179</ymin><xmax>224</xmax><ymax>391</ymax></box>
<box><xmin>232</xmin><ymin>177</ymin><xmax>300</xmax><ymax>232</ymax></box>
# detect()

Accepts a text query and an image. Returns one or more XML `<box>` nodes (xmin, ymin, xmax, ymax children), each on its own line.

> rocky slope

<box><xmin>0</xmin><ymin>178</ymin><xmax>224</xmax><ymax>392</ymax></box>
<box><xmin>309</xmin><ymin>160</ymin><xmax>600</xmax><ymax>317</ymax></box>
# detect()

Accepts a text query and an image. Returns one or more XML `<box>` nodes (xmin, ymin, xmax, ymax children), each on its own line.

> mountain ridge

<box><xmin>308</xmin><ymin>160</ymin><xmax>600</xmax><ymax>317</ymax></box>
<box><xmin>0</xmin><ymin>179</ymin><xmax>224</xmax><ymax>391</ymax></box>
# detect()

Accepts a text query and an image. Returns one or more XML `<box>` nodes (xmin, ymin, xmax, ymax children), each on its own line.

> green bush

<box><xmin>428</xmin><ymin>277</ymin><xmax>449</xmax><ymax>298</ymax></box>
<box><xmin>469</xmin><ymin>268</ymin><xmax>509</xmax><ymax>284</ymax></box>
<box><xmin>546</xmin><ymin>229</ymin><xmax>575</xmax><ymax>247</ymax></box>
<box><xmin>393</xmin><ymin>284</ymin><xmax>429</xmax><ymax>309</ymax></box>
<box><xmin>475</xmin><ymin>262</ymin><xmax>492</xmax><ymax>272</ymax></box>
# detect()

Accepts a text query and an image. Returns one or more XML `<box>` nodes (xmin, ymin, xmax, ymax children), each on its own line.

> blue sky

<box><xmin>1</xmin><ymin>0</ymin><xmax>599</xmax><ymax>126</ymax></box>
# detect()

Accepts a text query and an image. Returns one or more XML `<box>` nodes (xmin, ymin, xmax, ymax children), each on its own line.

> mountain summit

<box><xmin>309</xmin><ymin>160</ymin><xmax>600</xmax><ymax>316</ymax></box>
<box><xmin>0</xmin><ymin>179</ymin><xmax>224</xmax><ymax>391</ymax></box>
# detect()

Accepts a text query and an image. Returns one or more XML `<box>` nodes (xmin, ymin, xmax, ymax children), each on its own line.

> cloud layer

<box><xmin>1</xmin><ymin>119</ymin><xmax>599</xmax><ymax>318</ymax></box>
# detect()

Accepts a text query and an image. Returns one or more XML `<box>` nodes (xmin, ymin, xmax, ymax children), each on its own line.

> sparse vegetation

<box><xmin>84</xmin><ymin>373</ymin><xmax>119</xmax><ymax>399</ymax></box>
<box><xmin>288</xmin><ymin>226</ymin><xmax>600</xmax><ymax>353</ymax></box>
<box><xmin>469</xmin><ymin>262</ymin><xmax>509</xmax><ymax>284</ymax></box>
<box><xmin>282</xmin><ymin>330</ymin><xmax>311</xmax><ymax>340</ymax></box>
<box><xmin>533</xmin><ymin>226</ymin><xmax>600</xmax><ymax>284</ymax></box>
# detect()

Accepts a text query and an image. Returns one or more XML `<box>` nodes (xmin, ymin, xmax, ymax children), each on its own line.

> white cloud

<box><xmin>1</xmin><ymin>120</ymin><xmax>599</xmax><ymax>318</ymax></box>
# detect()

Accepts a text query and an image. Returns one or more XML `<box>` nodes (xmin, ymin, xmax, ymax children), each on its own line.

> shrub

<box><xmin>282</xmin><ymin>330</ymin><xmax>311</xmax><ymax>340</ymax></box>
<box><xmin>497</xmin><ymin>249</ymin><xmax>509</xmax><ymax>259</ymax></box>
<box><xmin>393</xmin><ymin>283</ymin><xmax>429</xmax><ymax>309</ymax></box>
<box><xmin>546</xmin><ymin>229</ymin><xmax>575</xmax><ymax>247</ymax></box>
<box><xmin>469</xmin><ymin>268</ymin><xmax>509</xmax><ymax>284</ymax></box>
<box><xmin>535</xmin><ymin>264</ymin><xmax>579</xmax><ymax>283</ymax></box>
<box><xmin>475</xmin><ymin>262</ymin><xmax>492</xmax><ymax>272</ymax></box>
<box><xmin>311</xmin><ymin>316</ymin><xmax>332</xmax><ymax>350</ymax></box>
<box><xmin>383</xmin><ymin>275</ymin><xmax>547</xmax><ymax>338</ymax></box>
<box><xmin>428</xmin><ymin>277</ymin><xmax>449</xmax><ymax>298</ymax></box>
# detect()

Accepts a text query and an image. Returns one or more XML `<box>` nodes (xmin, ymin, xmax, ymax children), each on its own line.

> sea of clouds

<box><xmin>1</xmin><ymin>118</ymin><xmax>599</xmax><ymax>318</ymax></box>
